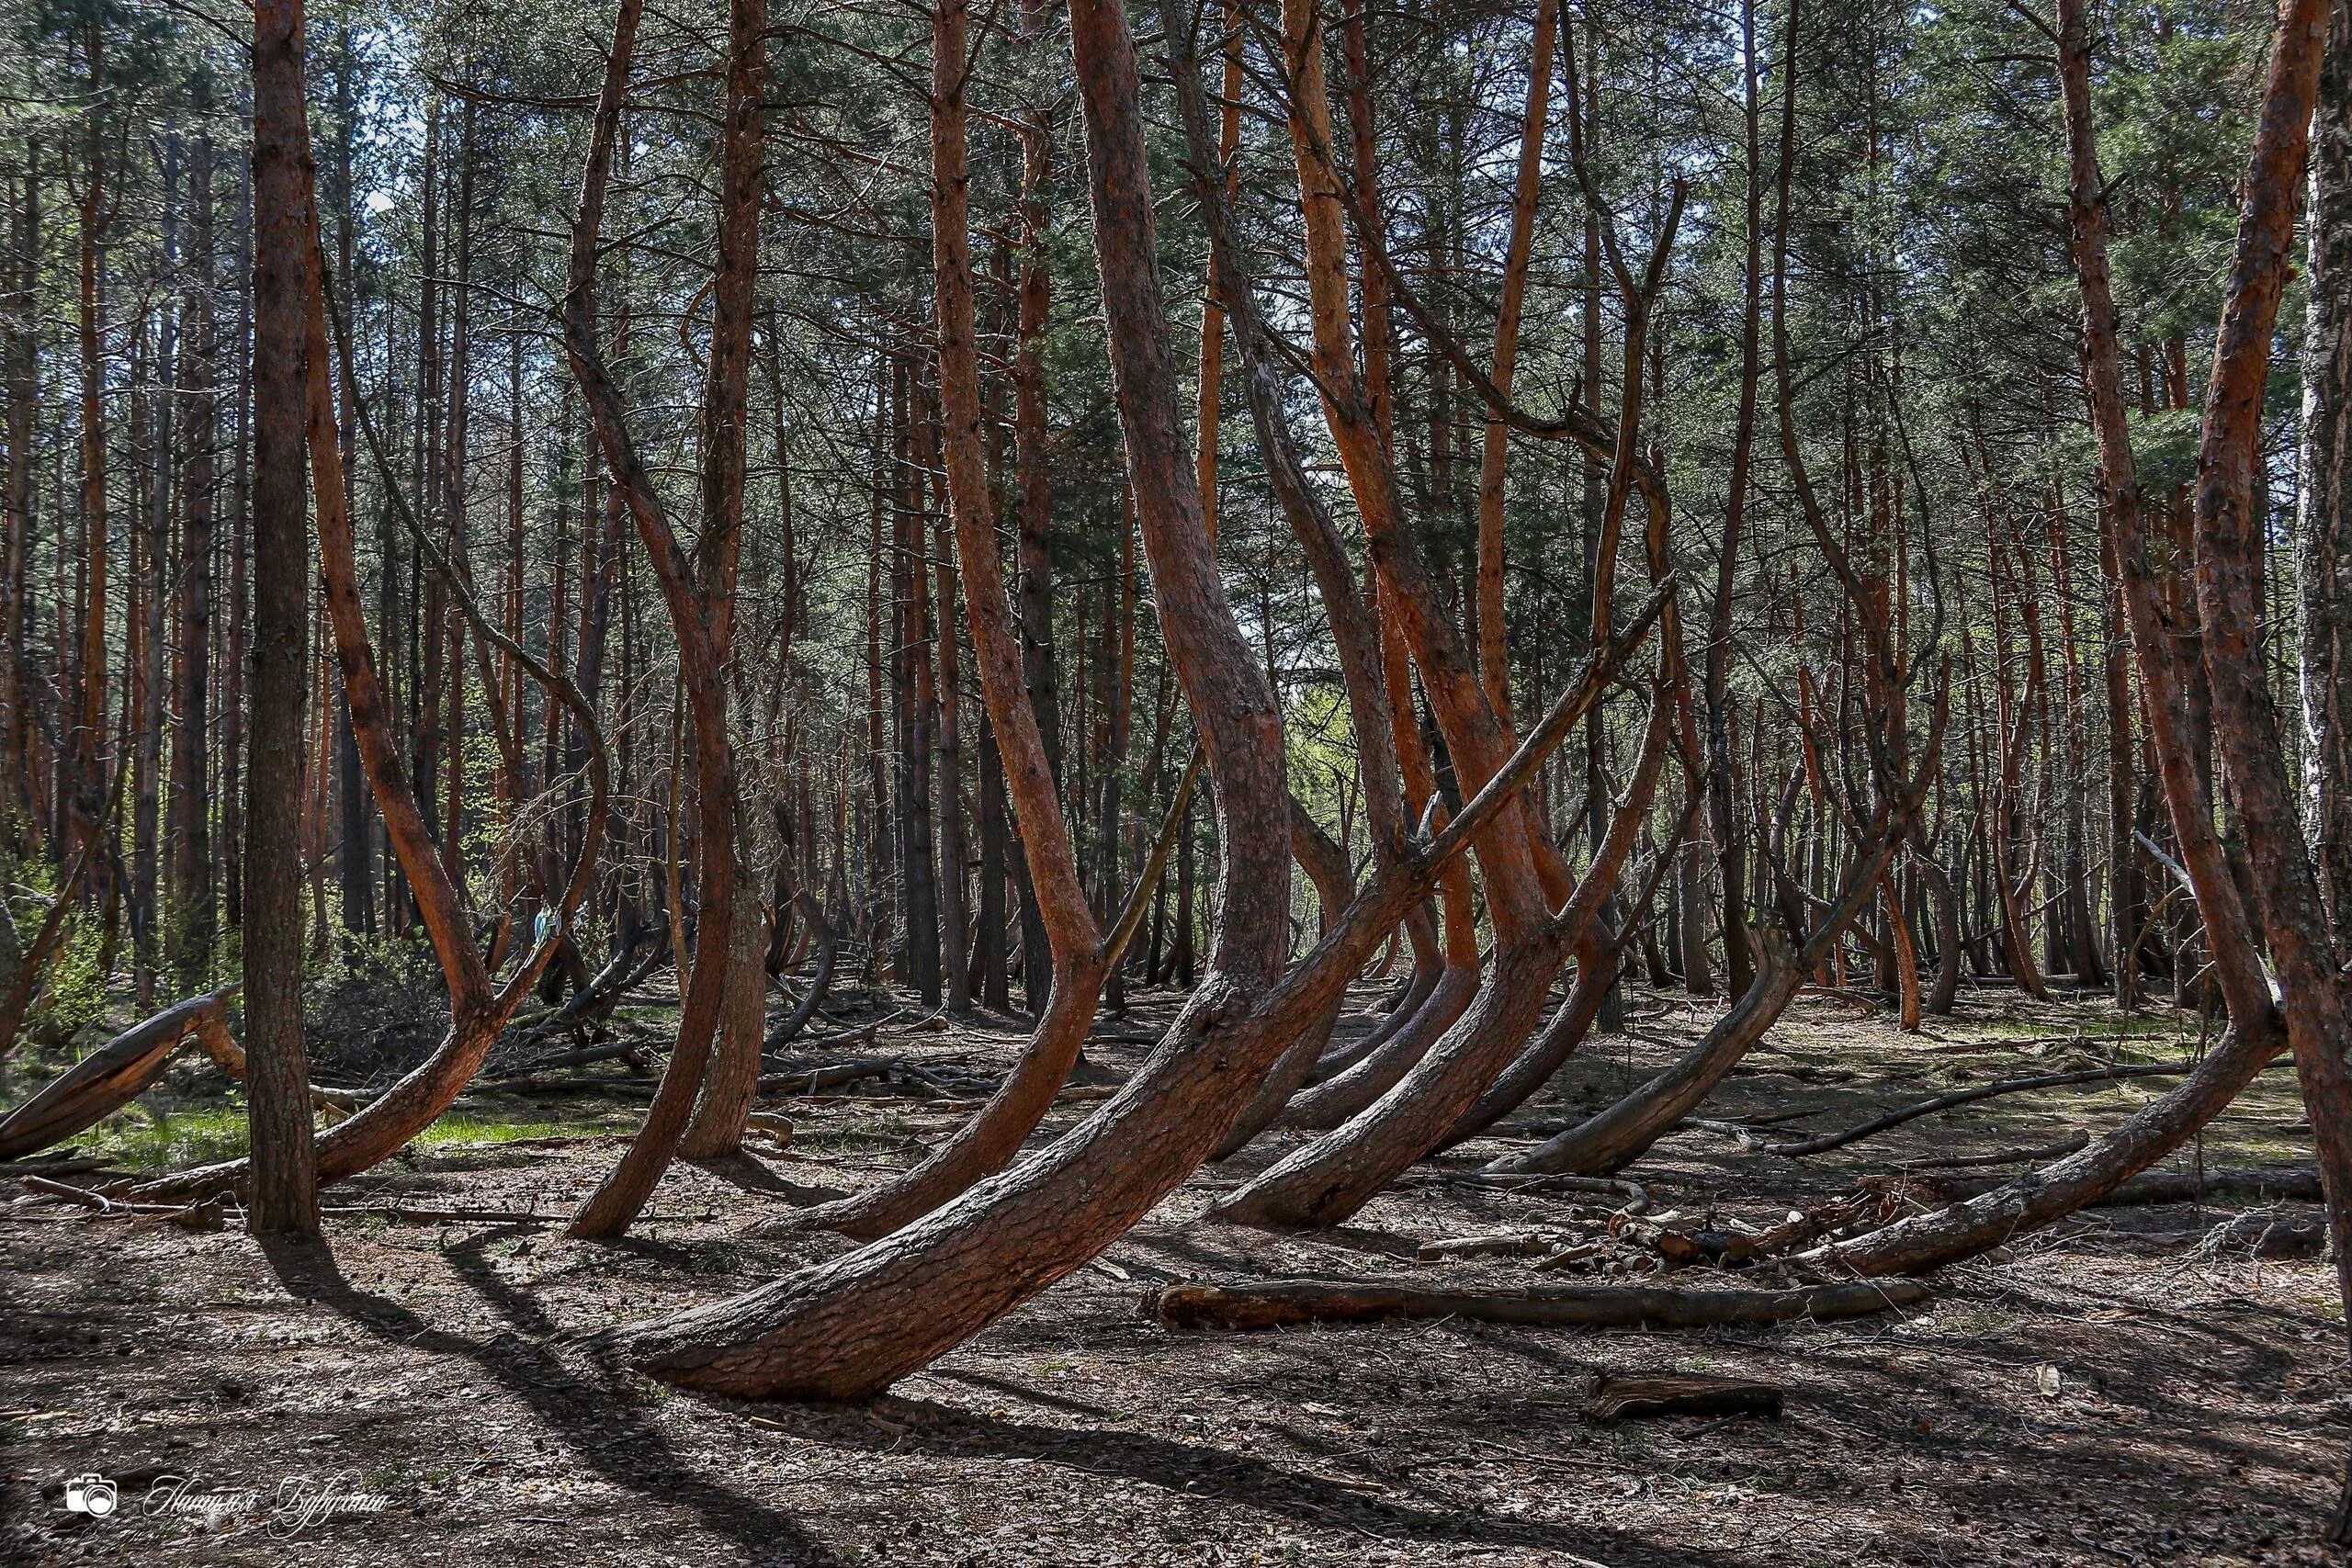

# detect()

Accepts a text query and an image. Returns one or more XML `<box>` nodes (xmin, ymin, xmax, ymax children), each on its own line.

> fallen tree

<box><xmin>0</xmin><ymin>987</ymin><xmax>240</xmax><ymax>1158</ymax></box>
<box><xmin>1143</xmin><ymin>1276</ymin><xmax>1931</xmax><ymax>1332</ymax></box>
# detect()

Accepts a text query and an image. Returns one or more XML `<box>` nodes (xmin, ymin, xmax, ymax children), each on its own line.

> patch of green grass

<box><xmin>1962</xmin><ymin>1010</ymin><xmax>2188</xmax><ymax>1043</ymax></box>
<box><xmin>80</xmin><ymin>1103</ymin><xmax>253</xmax><ymax>1171</ymax></box>
<box><xmin>413</xmin><ymin>1112</ymin><xmax>604</xmax><ymax>1148</ymax></box>
<box><xmin>76</xmin><ymin>1100</ymin><xmax>625</xmax><ymax>1172</ymax></box>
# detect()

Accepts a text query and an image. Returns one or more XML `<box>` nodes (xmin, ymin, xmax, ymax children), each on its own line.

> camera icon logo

<box><xmin>63</xmin><ymin>1474</ymin><xmax>118</xmax><ymax>1517</ymax></box>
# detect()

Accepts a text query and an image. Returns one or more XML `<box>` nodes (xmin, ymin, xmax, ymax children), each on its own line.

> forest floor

<box><xmin>1</xmin><ymin>974</ymin><xmax>2344</xmax><ymax>1567</ymax></box>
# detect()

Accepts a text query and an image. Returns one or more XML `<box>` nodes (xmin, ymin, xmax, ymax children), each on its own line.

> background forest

<box><xmin>0</xmin><ymin>0</ymin><xmax>2294</xmax><ymax>1027</ymax></box>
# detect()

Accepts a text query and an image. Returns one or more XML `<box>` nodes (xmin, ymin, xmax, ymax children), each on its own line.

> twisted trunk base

<box><xmin>1439</xmin><ymin>932</ymin><xmax>1617</xmax><ymax>1149</ymax></box>
<box><xmin>1207</xmin><ymin>936</ymin><xmax>1569</xmax><ymax>1230</ymax></box>
<box><xmin>1209</xmin><ymin>987</ymin><xmax>1350</xmax><ymax>1158</ymax></box>
<box><xmin>1276</xmin><ymin>959</ymin><xmax>1479</xmax><ymax>1132</ymax></box>
<box><xmin>599</xmin><ymin>907</ymin><xmax>1395</xmax><ymax>1398</ymax></box>
<box><xmin>1489</xmin><ymin>932</ymin><xmax>1801</xmax><ymax>1176</ymax></box>
<box><xmin>783</xmin><ymin>951</ymin><xmax>1107</xmax><ymax>1239</ymax></box>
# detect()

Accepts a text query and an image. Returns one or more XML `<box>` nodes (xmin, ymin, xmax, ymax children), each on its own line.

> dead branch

<box><xmin>1143</xmin><ymin>1276</ymin><xmax>1931</xmax><ymax>1331</ymax></box>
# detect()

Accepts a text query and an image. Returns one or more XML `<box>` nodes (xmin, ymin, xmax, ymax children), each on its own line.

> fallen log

<box><xmin>1416</xmin><ymin>1231</ymin><xmax>1566</xmax><ymax>1262</ymax></box>
<box><xmin>0</xmin><ymin>988</ymin><xmax>242</xmax><ymax>1159</ymax></box>
<box><xmin>490</xmin><ymin>1039</ymin><xmax>650</xmax><ymax>1079</ymax></box>
<box><xmin>2204</xmin><ymin>1210</ymin><xmax>2329</xmax><ymax>1258</ymax></box>
<box><xmin>1141</xmin><ymin>1276</ymin><xmax>1930</xmax><ymax>1332</ymax></box>
<box><xmin>0</xmin><ymin>1153</ymin><xmax>116</xmax><ymax>1179</ymax></box>
<box><xmin>482</xmin><ymin>1075</ymin><xmax>662</xmax><ymax>1097</ymax></box>
<box><xmin>505</xmin><ymin>931</ymin><xmax>667</xmax><ymax>1043</ymax></box>
<box><xmin>1411</xmin><ymin>1170</ymin><xmax>1653</xmax><ymax>1213</ymax></box>
<box><xmin>755</xmin><ymin>1057</ymin><xmax>903</xmax><ymax>1096</ymax></box>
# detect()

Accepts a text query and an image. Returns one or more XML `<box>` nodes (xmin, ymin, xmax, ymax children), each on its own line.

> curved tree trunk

<box><xmin>639</xmin><ymin>0</ymin><xmax>769</xmax><ymax>1167</ymax></box>
<box><xmin>1807</xmin><ymin>1020</ymin><xmax>2281</xmax><ymax>1276</ymax></box>
<box><xmin>560</xmin><ymin>0</ymin><xmax>748</xmax><ymax>1237</ymax></box>
<box><xmin>1307</xmin><ymin>904</ymin><xmax>1441</xmax><ymax>1083</ymax></box>
<box><xmin>780</xmin><ymin>0</ymin><xmax>1114</xmax><ymax>1239</ymax></box>
<box><xmin>1493</xmin><ymin>931</ymin><xmax>1801</xmax><ymax>1176</ymax></box>
<box><xmin>605</xmin><ymin>703</ymin><xmax>1575</xmax><ymax>1393</ymax></box>
<box><xmin>1159</xmin><ymin>7</ymin><xmax>1419</xmax><ymax>1162</ymax></box>
<box><xmin>1281</xmin><ymin>954</ymin><xmax>1479</xmax><ymax>1130</ymax></box>
<box><xmin>594</xmin><ymin>0</ymin><xmax>1294</xmax><ymax>1394</ymax></box>
<box><xmin>1438</xmin><ymin>929</ymin><xmax>1615</xmax><ymax>1148</ymax></box>
<box><xmin>763</xmin><ymin>879</ymin><xmax>836</xmax><ymax>1054</ymax></box>
<box><xmin>1198</xmin><ymin>0</ymin><xmax>1672</xmax><ymax>1236</ymax></box>
<box><xmin>1207</xmin><ymin>659</ymin><xmax>1668</xmax><ymax>1229</ymax></box>
<box><xmin>142</xmin><ymin>82</ymin><xmax>607</xmax><ymax>1204</ymax></box>
<box><xmin>2178</xmin><ymin>0</ymin><xmax>2352</xmax><ymax>1340</ymax></box>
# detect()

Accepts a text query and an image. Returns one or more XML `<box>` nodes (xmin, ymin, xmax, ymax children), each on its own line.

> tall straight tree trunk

<box><xmin>133</xmin><ymin>220</ymin><xmax>174</xmax><ymax>1007</ymax></box>
<box><xmin>976</xmin><ymin>721</ymin><xmax>1008</xmax><ymax>1008</ymax></box>
<box><xmin>934</xmin><ymin>502</ymin><xmax>972</xmax><ymax>1015</ymax></box>
<box><xmin>0</xmin><ymin>144</ymin><xmax>33</xmax><ymax>851</ymax></box>
<box><xmin>246</xmin><ymin>0</ymin><xmax>322</xmax><ymax>1239</ymax></box>
<box><xmin>1012</xmin><ymin>23</ymin><xmax>1062</xmax><ymax>1015</ymax></box>
<box><xmin>72</xmin><ymin>72</ymin><xmax>109</xmax><ymax>896</ymax></box>
<box><xmin>171</xmin><ymin>124</ymin><xmax>214</xmax><ymax>984</ymax></box>
<box><xmin>413</xmin><ymin>104</ymin><xmax>444</xmax><ymax>867</ymax></box>
<box><xmin>678</xmin><ymin>0</ymin><xmax>767</xmax><ymax>1159</ymax></box>
<box><xmin>2102</xmin><ymin>536</ymin><xmax>2142</xmax><ymax>1001</ymax></box>
<box><xmin>896</xmin><ymin>358</ymin><xmax>941</xmax><ymax>1005</ymax></box>
<box><xmin>1709</xmin><ymin>0</ymin><xmax>1765</xmax><ymax>1002</ymax></box>
<box><xmin>863</xmin><ymin>421</ymin><xmax>889</xmax><ymax>970</ymax></box>
<box><xmin>223</xmin><ymin>166</ymin><xmax>249</xmax><ymax>936</ymax></box>
<box><xmin>2302</xmin><ymin>0</ymin><xmax>2352</xmax><ymax>953</ymax></box>
<box><xmin>331</xmin><ymin>16</ymin><xmax>368</xmax><ymax>939</ymax></box>
<box><xmin>1098</xmin><ymin>515</ymin><xmax>1135</xmax><ymax>1010</ymax></box>
<box><xmin>437</xmin><ymin>107</ymin><xmax>475</xmax><ymax>899</ymax></box>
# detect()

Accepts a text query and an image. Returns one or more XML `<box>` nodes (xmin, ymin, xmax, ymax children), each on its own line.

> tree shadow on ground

<box><xmin>258</xmin><ymin>1233</ymin><xmax>840</xmax><ymax>1567</ymax></box>
<box><xmin>689</xmin><ymin>1149</ymin><xmax>843</xmax><ymax>1202</ymax></box>
<box><xmin>715</xmin><ymin>1385</ymin><xmax>1771</xmax><ymax>1567</ymax></box>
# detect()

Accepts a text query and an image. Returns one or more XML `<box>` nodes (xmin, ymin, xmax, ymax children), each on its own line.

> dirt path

<box><xmin>2</xmin><ymin>983</ymin><xmax>2341</xmax><ymax>1566</ymax></box>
